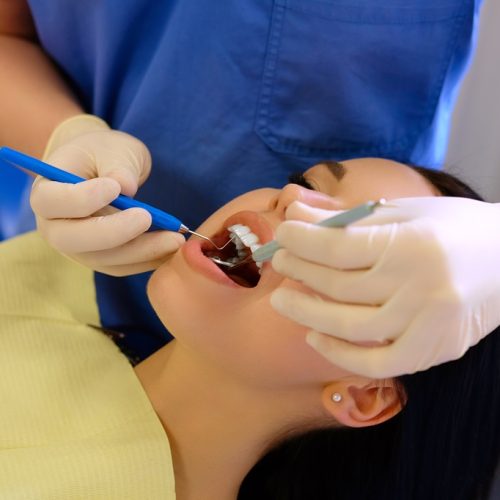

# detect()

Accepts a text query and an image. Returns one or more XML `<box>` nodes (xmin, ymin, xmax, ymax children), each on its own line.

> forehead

<box><xmin>307</xmin><ymin>158</ymin><xmax>439</xmax><ymax>202</ymax></box>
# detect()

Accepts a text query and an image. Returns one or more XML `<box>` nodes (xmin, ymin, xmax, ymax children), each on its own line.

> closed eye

<box><xmin>287</xmin><ymin>172</ymin><xmax>315</xmax><ymax>191</ymax></box>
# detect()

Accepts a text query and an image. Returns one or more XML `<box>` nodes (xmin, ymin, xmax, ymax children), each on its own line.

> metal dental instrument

<box><xmin>209</xmin><ymin>256</ymin><xmax>240</xmax><ymax>268</ymax></box>
<box><xmin>0</xmin><ymin>146</ymin><xmax>231</xmax><ymax>250</ymax></box>
<box><xmin>215</xmin><ymin>199</ymin><xmax>386</xmax><ymax>270</ymax></box>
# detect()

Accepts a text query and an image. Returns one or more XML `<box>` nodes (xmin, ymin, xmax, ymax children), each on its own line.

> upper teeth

<box><xmin>227</xmin><ymin>224</ymin><xmax>263</xmax><ymax>269</ymax></box>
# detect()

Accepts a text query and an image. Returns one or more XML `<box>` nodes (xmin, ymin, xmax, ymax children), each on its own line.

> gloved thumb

<box><xmin>285</xmin><ymin>200</ymin><xmax>344</xmax><ymax>223</ymax></box>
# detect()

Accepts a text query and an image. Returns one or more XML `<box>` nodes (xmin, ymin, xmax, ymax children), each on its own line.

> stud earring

<box><xmin>331</xmin><ymin>392</ymin><xmax>342</xmax><ymax>403</ymax></box>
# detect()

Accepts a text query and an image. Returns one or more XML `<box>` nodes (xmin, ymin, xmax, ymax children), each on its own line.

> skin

<box><xmin>134</xmin><ymin>158</ymin><xmax>438</xmax><ymax>500</ymax></box>
<box><xmin>0</xmin><ymin>0</ymin><xmax>82</xmax><ymax>156</ymax></box>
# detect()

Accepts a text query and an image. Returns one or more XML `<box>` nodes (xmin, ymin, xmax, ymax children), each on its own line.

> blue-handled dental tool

<box><xmin>0</xmin><ymin>146</ymin><xmax>230</xmax><ymax>250</ymax></box>
<box><xmin>0</xmin><ymin>147</ymin><xmax>231</xmax><ymax>250</ymax></box>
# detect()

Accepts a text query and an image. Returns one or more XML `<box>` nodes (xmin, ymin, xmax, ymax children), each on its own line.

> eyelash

<box><xmin>287</xmin><ymin>172</ymin><xmax>315</xmax><ymax>191</ymax></box>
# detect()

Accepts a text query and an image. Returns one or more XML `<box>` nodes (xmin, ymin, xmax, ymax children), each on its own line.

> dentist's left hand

<box><xmin>270</xmin><ymin>197</ymin><xmax>500</xmax><ymax>378</ymax></box>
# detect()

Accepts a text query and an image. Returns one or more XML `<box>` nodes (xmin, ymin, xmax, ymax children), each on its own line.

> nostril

<box><xmin>268</xmin><ymin>194</ymin><xmax>280</xmax><ymax>211</ymax></box>
<box><xmin>273</xmin><ymin>183</ymin><xmax>303</xmax><ymax>216</ymax></box>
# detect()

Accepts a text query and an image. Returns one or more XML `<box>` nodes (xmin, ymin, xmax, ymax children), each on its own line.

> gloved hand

<box><xmin>270</xmin><ymin>197</ymin><xmax>500</xmax><ymax>378</ymax></box>
<box><xmin>30</xmin><ymin>114</ymin><xmax>184</xmax><ymax>276</ymax></box>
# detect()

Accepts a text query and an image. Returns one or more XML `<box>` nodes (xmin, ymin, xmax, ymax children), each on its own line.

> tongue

<box><xmin>226</xmin><ymin>273</ymin><xmax>253</xmax><ymax>287</ymax></box>
<box><xmin>225</xmin><ymin>262</ymin><xmax>260</xmax><ymax>288</ymax></box>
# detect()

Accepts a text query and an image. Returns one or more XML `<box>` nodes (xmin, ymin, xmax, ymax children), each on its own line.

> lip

<box><xmin>181</xmin><ymin>211</ymin><xmax>275</xmax><ymax>288</ymax></box>
<box><xmin>182</xmin><ymin>238</ymin><xmax>240</xmax><ymax>288</ymax></box>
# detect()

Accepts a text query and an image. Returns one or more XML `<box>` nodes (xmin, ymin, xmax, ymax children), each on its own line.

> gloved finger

<box><xmin>272</xmin><ymin>249</ymin><xmax>396</xmax><ymax>305</ymax></box>
<box><xmin>93</xmin><ymin>167</ymin><xmax>140</xmax><ymax>198</ymax></box>
<box><xmin>305</xmin><ymin>331</ymin><xmax>398</xmax><ymax>378</ymax></box>
<box><xmin>93</xmin><ymin>258</ymin><xmax>173</xmax><ymax>277</ymax></box>
<box><xmin>31</xmin><ymin>176</ymin><xmax>121</xmax><ymax>219</ymax></box>
<box><xmin>79</xmin><ymin>230</ymin><xmax>185</xmax><ymax>267</ymax></box>
<box><xmin>285</xmin><ymin>200</ymin><xmax>344</xmax><ymax>224</ymax></box>
<box><xmin>285</xmin><ymin>198</ymin><xmax>431</xmax><ymax>228</ymax></box>
<box><xmin>304</xmin><ymin>313</ymin><xmax>443</xmax><ymax>378</ymax></box>
<box><xmin>275</xmin><ymin>219</ymin><xmax>398</xmax><ymax>270</ymax></box>
<box><xmin>347</xmin><ymin>196</ymin><xmax>442</xmax><ymax>226</ymax></box>
<box><xmin>271</xmin><ymin>287</ymin><xmax>414</xmax><ymax>343</ymax></box>
<box><xmin>39</xmin><ymin>208</ymin><xmax>152</xmax><ymax>253</ymax></box>
<box><xmin>303</xmin><ymin>295</ymin><xmax>457</xmax><ymax>378</ymax></box>
<box><xmin>90</xmin><ymin>131</ymin><xmax>152</xmax><ymax>194</ymax></box>
<box><xmin>42</xmin><ymin>144</ymin><xmax>100</xmax><ymax>178</ymax></box>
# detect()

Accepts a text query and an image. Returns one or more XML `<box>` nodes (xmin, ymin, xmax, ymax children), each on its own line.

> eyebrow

<box><xmin>322</xmin><ymin>160</ymin><xmax>346</xmax><ymax>182</ymax></box>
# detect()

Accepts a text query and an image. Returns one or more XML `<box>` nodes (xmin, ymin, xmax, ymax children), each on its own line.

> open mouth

<box><xmin>201</xmin><ymin>226</ymin><xmax>262</xmax><ymax>288</ymax></box>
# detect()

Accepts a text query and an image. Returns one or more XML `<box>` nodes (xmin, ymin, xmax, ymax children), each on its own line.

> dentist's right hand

<box><xmin>30</xmin><ymin>114</ymin><xmax>185</xmax><ymax>276</ymax></box>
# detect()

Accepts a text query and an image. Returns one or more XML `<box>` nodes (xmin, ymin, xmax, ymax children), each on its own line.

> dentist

<box><xmin>1</xmin><ymin>0</ymin><xmax>497</xmax><ymax>377</ymax></box>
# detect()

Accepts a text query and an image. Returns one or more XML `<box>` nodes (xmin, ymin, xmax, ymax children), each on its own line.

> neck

<box><xmin>134</xmin><ymin>340</ymin><xmax>322</xmax><ymax>500</ymax></box>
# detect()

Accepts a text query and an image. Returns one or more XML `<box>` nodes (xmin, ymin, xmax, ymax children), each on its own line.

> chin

<box><xmin>146</xmin><ymin>257</ymin><xmax>182</xmax><ymax>328</ymax></box>
<box><xmin>146</xmin><ymin>253</ymin><xmax>213</xmax><ymax>340</ymax></box>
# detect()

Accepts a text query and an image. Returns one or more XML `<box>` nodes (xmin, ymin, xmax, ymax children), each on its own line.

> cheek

<box><xmin>253</xmin><ymin>280</ymin><xmax>352</xmax><ymax>384</ymax></box>
<box><xmin>186</xmin><ymin>298</ymin><xmax>322</xmax><ymax>389</ymax></box>
<box><xmin>147</xmin><ymin>264</ymin><xmax>180</xmax><ymax>331</ymax></box>
<box><xmin>148</xmin><ymin>258</ymin><xmax>348</xmax><ymax>389</ymax></box>
<box><xmin>200</xmin><ymin>281</ymin><xmax>350</xmax><ymax>388</ymax></box>
<box><xmin>147</xmin><ymin>254</ymin><xmax>229</xmax><ymax>336</ymax></box>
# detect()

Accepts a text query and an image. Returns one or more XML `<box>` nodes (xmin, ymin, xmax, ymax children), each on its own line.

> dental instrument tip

<box><xmin>179</xmin><ymin>225</ymin><xmax>233</xmax><ymax>250</ymax></box>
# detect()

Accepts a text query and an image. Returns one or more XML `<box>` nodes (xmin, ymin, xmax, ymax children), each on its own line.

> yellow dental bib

<box><xmin>0</xmin><ymin>232</ymin><xmax>174</xmax><ymax>499</ymax></box>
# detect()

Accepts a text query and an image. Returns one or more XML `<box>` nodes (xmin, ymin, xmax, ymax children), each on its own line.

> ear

<box><xmin>321</xmin><ymin>377</ymin><xmax>404</xmax><ymax>428</ymax></box>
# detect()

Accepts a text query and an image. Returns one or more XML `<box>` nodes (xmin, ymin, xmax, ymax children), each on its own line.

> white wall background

<box><xmin>449</xmin><ymin>4</ymin><xmax>500</xmax><ymax>495</ymax></box>
<box><xmin>445</xmin><ymin>0</ymin><xmax>500</xmax><ymax>202</ymax></box>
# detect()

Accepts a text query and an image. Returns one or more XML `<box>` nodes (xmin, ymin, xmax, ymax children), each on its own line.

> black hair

<box><xmin>237</xmin><ymin>167</ymin><xmax>500</xmax><ymax>499</ymax></box>
<box><xmin>410</xmin><ymin>164</ymin><xmax>483</xmax><ymax>201</ymax></box>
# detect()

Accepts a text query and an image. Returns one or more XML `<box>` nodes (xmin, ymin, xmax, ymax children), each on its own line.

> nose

<box><xmin>269</xmin><ymin>183</ymin><xmax>305</xmax><ymax>218</ymax></box>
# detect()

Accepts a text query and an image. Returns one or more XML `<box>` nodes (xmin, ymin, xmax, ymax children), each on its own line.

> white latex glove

<box><xmin>270</xmin><ymin>197</ymin><xmax>500</xmax><ymax>378</ymax></box>
<box><xmin>30</xmin><ymin>114</ymin><xmax>184</xmax><ymax>276</ymax></box>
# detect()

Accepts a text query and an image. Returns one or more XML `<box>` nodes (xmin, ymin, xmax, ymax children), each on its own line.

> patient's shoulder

<box><xmin>0</xmin><ymin>230</ymin><xmax>61</xmax><ymax>261</ymax></box>
<box><xmin>0</xmin><ymin>231</ymin><xmax>99</xmax><ymax>325</ymax></box>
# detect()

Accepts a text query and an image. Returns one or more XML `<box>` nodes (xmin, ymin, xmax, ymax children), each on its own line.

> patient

<box><xmin>0</xmin><ymin>158</ymin><xmax>498</xmax><ymax>500</ymax></box>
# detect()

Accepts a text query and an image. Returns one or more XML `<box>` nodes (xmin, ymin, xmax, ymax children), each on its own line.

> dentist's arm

<box><xmin>0</xmin><ymin>0</ymin><xmax>82</xmax><ymax>156</ymax></box>
<box><xmin>270</xmin><ymin>197</ymin><xmax>500</xmax><ymax>378</ymax></box>
<box><xmin>1</xmin><ymin>1</ymin><xmax>183</xmax><ymax>275</ymax></box>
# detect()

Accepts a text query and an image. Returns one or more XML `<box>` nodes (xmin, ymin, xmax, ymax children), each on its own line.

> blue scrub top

<box><xmin>3</xmin><ymin>0</ymin><xmax>481</xmax><ymax>361</ymax></box>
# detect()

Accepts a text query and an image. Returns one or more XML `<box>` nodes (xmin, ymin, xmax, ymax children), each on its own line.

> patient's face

<box><xmin>148</xmin><ymin>158</ymin><xmax>438</xmax><ymax>388</ymax></box>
